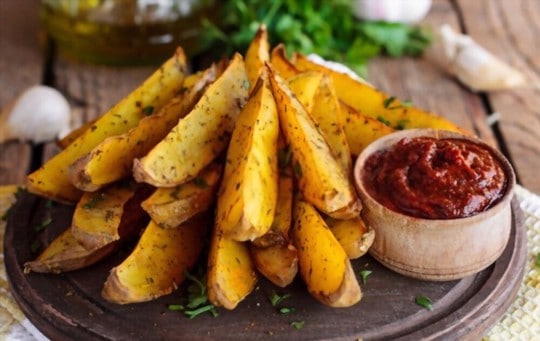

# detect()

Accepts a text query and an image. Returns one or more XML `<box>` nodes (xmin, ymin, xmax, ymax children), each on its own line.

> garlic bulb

<box><xmin>428</xmin><ymin>25</ymin><xmax>526</xmax><ymax>92</ymax></box>
<box><xmin>0</xmin><ymin>85</ymin><xmax>71</xmax><ymax>143</ymax></box>
<box><xmin>352</xmin><ymin>0</ymin><xmax>432</xmax><ymax>23</ymax></box>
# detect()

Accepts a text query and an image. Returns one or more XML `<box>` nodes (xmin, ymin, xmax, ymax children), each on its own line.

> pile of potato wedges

<box><xmin>23</xmin><ymin>26</ymin><xmax>464</xmax><ymax>309</ymax></box>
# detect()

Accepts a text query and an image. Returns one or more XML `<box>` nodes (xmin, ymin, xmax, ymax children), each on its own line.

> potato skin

<box><xmin>69</xmin><ymin>67</ymin><xmax>215</xmax><ymax>191</ymax></box>
<box><xmin>216</xmin><ymin>77</ymin><xmax>279</xmax><ymax>242</ymax></box>
<box><xmin>102</xmin><ymin>214</ymin><xmax>209</xmax><ymax>304</ymax></box>
<box><xmin>293</xmin><ymin>52</ymin><xmax>466</xmax><ymax>133</ymax></box>
<box><xmin>71</xmin><ymin>182</ymin><xmax>149</xmax><ymax>251</ymax></box>
<box><xmin>268</xmin><ymin>66</ymin><xmax>361</xmax><ymax>219</ymax></box>
<box><xmin>133</xmin><ymin>53</ymin><xmax>248</xmax><ymax>187</ymax></box>
<box><xmin>24</xmin><ymin>228</ymin><xmax>116</xmax><ymax>274</ymax></box>
<box><xmin>207</xmin><ymin>223</ymin><xmax>257</xmax><ymax>310</ymax></box>
<box><xmin>26</xmin><ymin>48</ymin><xmax>188</xmax><ymax>203</ymax></box>
<box><xmin>292</xmin><ymin>200</ymin><xmax>362</xmax><ymax>307</ymax></box>
<box><xmin>326</xmin><ymin>216</ymin><xmax>375</xmax><ymax>260</ymax></box>
<box><xmin>141</xmin><ymin>163</ymin><xmax>222</xmax><ymax>229</ymax></box>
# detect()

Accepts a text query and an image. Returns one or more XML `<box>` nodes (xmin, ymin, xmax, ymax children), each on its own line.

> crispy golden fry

<box><xmin>311</xmin><ymin>74</ymin><xmax>352</xmax><ymax>174</ymax></box>
<box><xmin>207</xmin><ymin>225</ymin><xmax>257</xmax><ymax>310</ymax></box>
<box><xmin>251</xmin><ymin>243</ymin><xmax>298</xmax><ymax>288</ymax></box>
<box><xmin>133</xmin><ymin>53</ymin><xmax>248</xmax><ymax>187</ymax></box>
<box><xmin>287</xmin><ymin>71</ymin><xmax>323</xmax><ymax>112</ymax></box>
<box><xmin>326</xmin><ymin>217</ymin><xmax>375</xmax><ymax>260</ymax></box>
<box><xmin>69</xmin><ymin>67</ymin><xmax>217</xmax><ymax>191</ymax></box>
<box><xmin>71</xmin><ymin>182</ymin><xmax>150</xmax><ymax>250</ymax></box>
<box><xmin>270</xmin><ymin>44</ymin><xmax>300</xmax><ymax>80</ymax></box>
<box><xmin>26</xmin><ymin>48</ymin><xmax>188</xmax><ymax>203</ymax></box>
<box><xmin>102</xmin><ymin>214</ymin><xmax>209</xmax><ymax>304</ymax></box>
<box><xmin>292</xmin><ymin>200</ymin><xmax>361</xmax><ymax>307</ymax></box>
<box><xmin>216</xmin><ymin>77</ymin><xmax>279</xmax><ymax>241</ymax></box>
<box><xmin>340</xmin><ymin>101</ymin><xmax>395</xmax><ymax>155</ymax></box>
<box><xmin>293</xmin><ymin>52</ymin><xmax>465</xmax><ymax>133</ymax></box>
<box><xmin>56</xmin><ymin>119</ymin><xmax>96</xmax><ymax>149</ymax></box>
<box><xmin>245</xmin><ymin>25</ymin><xmax>270</xmax><ymax>92</ymax></box>
<box><xmin>267</xmin><ymin>65</ymin><xmax>361</xmax><ymax>219</ymax></box>
<box><xmin>141</xmin><ymin>163</ymin><xmax>222</xmax><ymax>229</ymax></box>
<box><xmin>23</xmin><ymin>227</ymin><xmax>116</xmax><ymax>274</ymax></box>
<box><xmin>252</xmin><ymin>170</ymin><xmax>293</xmax><ymax>248</ymax></box>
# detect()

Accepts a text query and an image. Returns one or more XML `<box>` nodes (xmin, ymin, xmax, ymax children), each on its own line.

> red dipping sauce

<box><xmin>363</xmin><ymin>137</ymin><xmax>507</xmax><ymax>219</ymax></box>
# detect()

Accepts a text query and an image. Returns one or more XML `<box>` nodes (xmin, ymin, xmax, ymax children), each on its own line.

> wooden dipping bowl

<box><xmin>354</xmin><ymin>129</ymin><xmax>516</xmax><ymax>281</ymax></box>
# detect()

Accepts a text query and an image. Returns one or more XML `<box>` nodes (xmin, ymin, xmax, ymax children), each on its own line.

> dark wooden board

<box><xmin>4</xmin><ymin>192</ymin><xmax>526</xmax><ymax>340</ymax></box>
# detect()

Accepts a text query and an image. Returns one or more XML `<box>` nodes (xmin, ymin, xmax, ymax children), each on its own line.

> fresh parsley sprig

<box><xmin>199</xmin><ymin>0</ymin><xmax>431</xmax><ymax>76</ymax></box>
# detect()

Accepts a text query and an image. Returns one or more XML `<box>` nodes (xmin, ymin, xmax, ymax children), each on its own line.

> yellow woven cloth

<box><xmin>1</xmin><ymin>185</ymin><xmax>539</xmax><ymax>340</ymax></box>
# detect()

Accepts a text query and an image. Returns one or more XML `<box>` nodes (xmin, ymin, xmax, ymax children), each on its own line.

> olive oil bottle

<box><xmin>40</xmin><ymin>0</ymin><xmax>216</xmax><ymax>65</ymax></box>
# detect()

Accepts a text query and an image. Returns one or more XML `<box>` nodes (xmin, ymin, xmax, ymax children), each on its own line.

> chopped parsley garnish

<box><xmin>415</xmin><ymin>295</ymin><xmax>434</xmax><ymax>311</ymax></box>
<box><xmin>536</xmin><ymin>252</ymin><xmax>540</xmax><ymax>269</ymax></box>
<box><xmin>269</xmin><ymin>291</ymin><xmax>291</xmax><ymax>307</ymax></box>
<box><xmin>383</xmin><ymin>96</ymin><xmax>396</xmax><ymax>109</ymax></box>
<box><xmin>142</xmin><ymin>105</ymin><xmax>155</xmax><ymax>116</ymax></box>
<box><xmin>290</xmin><ymin>321</ymin><xmax>305</xmax><ymax>330</ymax></box>
<box><xmin>278</xmin><ymin>145</ymin><xmax>292</xmax><ymax>170</ymax></box>
<box><xmin>359</xmin><ymin>270</ymin><xmax>372</xmax><ymax>284</ymax></box>
<box><xmin>377</xmin><ymin>116</ymin><xmax>391</xmax><ymax>126</ymax></box>
<box><xmin>83</xmin><ymin>195</ymin><xmax>105</xmax><ymax>209</ymax></box>
<box><xmin>34</xmin><ymin>216</ymin><xmax>52</xmax><ymax>232</ymax></box>
<box><xmin>194</xmin><ymin>177</ymin><xmax>208</xmax><ymax>188</ymax></box>
<box><xmin>168</xmin><ymin>271</ymin><xmax>218</xmax><ymax>319</ymax></box>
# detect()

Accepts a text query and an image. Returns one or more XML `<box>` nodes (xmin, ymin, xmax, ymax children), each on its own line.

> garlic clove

<box><xmin>352</xmin><ymin>0</ymin><xmax>432</xmax><ymax>24</ymax></box>
<box><xmin>0</xmin><ymin>85</ymin><xmax>72</xmax><ymax>144</ymax></box>
<box><xmin>428</xmin><ymin>25</ymin><xmax>526</xmax><ymax>92</ymax></box>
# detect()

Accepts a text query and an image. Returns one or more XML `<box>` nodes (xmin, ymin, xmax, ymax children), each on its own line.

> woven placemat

<box><xmin>1</xmin><ymin>185</ymin><xmax>538</xmax><ymax>340</ymax></box>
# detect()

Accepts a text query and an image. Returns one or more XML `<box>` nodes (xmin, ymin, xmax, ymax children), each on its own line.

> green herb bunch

<box><xmin>199</xmin><ymin>0</ymin><xmax>431</xmax><ymax>76</ymax></box>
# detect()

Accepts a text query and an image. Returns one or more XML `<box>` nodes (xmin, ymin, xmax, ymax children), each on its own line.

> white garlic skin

<box><xmin>0</xmin><ymin>85</ymin><xmax>71</xmax><ymax>143</ymax></box>
<box><xmin>352</xmin><ymin>0</ymin><xmax>432</xmax><ymax>23</ymax></box>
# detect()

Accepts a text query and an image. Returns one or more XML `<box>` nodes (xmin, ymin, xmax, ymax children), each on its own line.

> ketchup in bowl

<box><xmin>363</xmin><ymin>136</ymin><xmax>507</xmax><ymax>219</ymax></box>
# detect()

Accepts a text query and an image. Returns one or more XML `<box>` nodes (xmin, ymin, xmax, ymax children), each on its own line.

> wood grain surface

<box><xmin>4</xmin><ymin>192</ymin><xmax>527</xmax><ymax>340</ymax></box>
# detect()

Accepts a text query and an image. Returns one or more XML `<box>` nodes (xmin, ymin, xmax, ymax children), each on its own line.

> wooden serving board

<box><xmin>4</xmin><ymin>192</ymin><xmax>527</xmax><ymax>340</ymax></box>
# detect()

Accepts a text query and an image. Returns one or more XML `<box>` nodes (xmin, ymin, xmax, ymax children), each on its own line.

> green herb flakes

<box><xmin>359</xmin><ymin>270</ymin><xmax>372</xmax><ymax>284</ymax></box>
<box><xmin>194</xmin><ymin>177</ymin><xmax>208</xmax><ymax>188</ymax></box>
<box><xmin>377</xmin><ymin>116</ymin><xmax>391</xmax><ymax>126</ymax></box>
<box><xmin>142</xmin><ymin>105</ymin><xmax>155</xmax><ymax>116</ymax></box>
<box><xmin>290</xmin><ymin>321</ymin><xmax>305</xmax><ymax>330</ymax></box>
<box><xmin>415</xmin><ymin>295</ymin><xmax>433</xmax><ymax>311</ymax></box>
<box><xmin>536</xmin><ymin>252</ymin><xmax>540</xmax><ymax>268</ymax></box>
<box><xmin>383</xmin><ymin>96</ymin><xmax>396</xmax><ymax>109</ymax></box>
<box><xmin>269</xmin><ymin>291</ymin><xmax>291</xmax><ymax>307</ymax></box>
<box><xmin>168</xmin><ymin>270</ymin><xmax>219</xmax><ymax>319</ymax></box>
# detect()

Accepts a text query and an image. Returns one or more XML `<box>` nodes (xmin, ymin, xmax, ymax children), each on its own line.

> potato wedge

<box><xmin>270</xmin><ymin>44</ymin><xmax>300</xmax><ymax>80</ymax></box>
<box><xmin>267</xmin><ymin>65</ymin><xmax>361</xmax><ymax>219</ymax></box>
<box><xmin>287</xmin><ymin>71</ymin><xmax>323</xmax><ymax>112</ymax></box>
<box><xmin>293</xmin><ymin>52</ymin><xmax>465</xmax><ymax>133</ymax></box>
<box><xmin>217</xmin><ymin>77</ymin><xmax>279</xmax><ymax>241</ymax></box>
<box><xmin>207</xmin><ymin>225</ymin><xmax>257</xmax><ymax>310</ymax></box>
<box><xmin>133</xmin><ymin>53</ymin><xmax>248</xmax><ymax>187</ymax></box>
<box><xmin>251</xmin><ymin>243</ymin><xmax>298</xmax><ymax>288</ymax></box>
<box><xmin>245</xmin><ymin>25</ymin><xmax>270</xmax><ymax>92</ymax></box>
<box><xmin>71</xmin><ymin>182</ymin><xmax>150</xmax><ymax>250</ymax></box>
<box><xmin>141</xmin><ymin>162</ymin><xmax>222</xmax><ymax>229</ymax></box>
<box><xmin>292</xmin><ymin>200</ymin><xmax>361</xmax><ymax>307</ymax></box>
<box><xmin>340</xmin><ymin>101</ymin><xmax>395</xmax><ymax>155</ymax></box>
<box><xmin>24</xmin><ymin>227</ymin><xmax>116</xmax><ymax>274</ymax></box>
<box><xmin>252</xmin><ymin>169</ymin><xmax>293</xmax><ymax>248</ymax></box>
<box><xmin>326</xmin><ymin>217</ymin><xmax>375</xmax><ymax>260</ymax></box>
<box><xmin>26</xmin><ymin>48</ymin><xmax>188</xmax><ymax>203</ymax></box>
<box><xmin>69</xmin><ymin>66</ymin><xmax>217</xmax><ymax>191</ymax></box>
<box><xmin>56</xmin><ymin>119</ymin><xmax>96</xmax><ymax>149</ymax></box>
<box><xmin>102</xmin><ymin>214</ymin><xmax>209</xmax><ymax>304</ymax></box>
